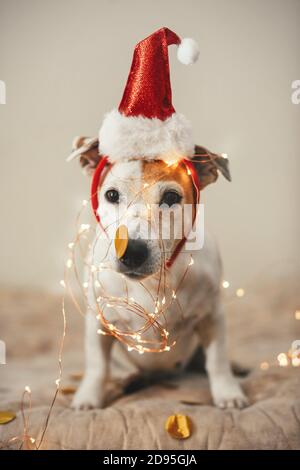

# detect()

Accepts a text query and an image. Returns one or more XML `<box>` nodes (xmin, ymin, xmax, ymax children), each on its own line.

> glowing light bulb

<box><xmin>82</xmin><ymin>199</ymin><xmax>88</xmax><ymax>207</ymax></box>
<box><xmin>68</xmin><ymin>242</ymin><xmax>75</xmax><ymax>249</ymax></box>
<box><xmin>236</xmin><ymin>288</ymin><xmax>245</xmax><ymax>298</ymax></box>
<box><xmin>277</xmin><ymin>352</ymin><xmax>288</xmax><ymax>367</ymax></box>
<box><xmin>80</xmin><ymin>223</ymin><xmax>90</xmax><ymax>233</ymax></box>
<box><xmin>108</xmin><ymin>324</ymin><xmax>115</xmax><ymax>331</ymax></box>
<box><xmin>164</xmin><ymin>346</ymin><xmax>171</xmax><ymax>352</ymax></box>
<box><xmin>128</xmin><ymin>346</ymin><xmax>133</xmax><ymax>352</ymax></box>
<box><xmin>222</xmin><ymin>280</ymin><xmax>230</xmax><ymax>289</ymax></box>
<box><xmin>55</xmin><ymin>379</ymin><xmax>61</xmax><ymax>386</ymax></box>
<box><xmin>260</xmin><ymin>361</ymin><xmax>269</xmax><ymax>371</ymax></box>
<box><xmin>83</xmin><ymin>282</ymin><xmax>89</xmax><ymax>289</ymax></box>
<box><xmin>143</xmin><ymin>183</ymin><xmax>149</xmax><ymax>188</ymax></box>
<box><xmin>165</xmin><ymin>156</ymin><xmax>179</xmax><ymax>167</ymax></box>
<box><xmin>295</xmin><ymin>310</ymin><xmax>300</xmax><ymax>320</ymax></box>
<box><xmin>25</xmin><ymin>386</ymin><xmax>31</xmax><ymax>393</ymax></box>
<box><xmin>97</xmin><ymin>329</ymin><xmax>106</xmax><ymax>335</ymax></box>
<box><xmin>292</xmin><ymin>356</ymin><xmax>300</xmax><ymax>367</ymax></box>
<box><xmin>91</xmin><ymin>265</ymin><xmax>97</xmax><ymax>273</ymax></box>
<box><xmin>29</xmin><ymin>437</ymin><xmax>36</xmax><ymax>444</ymax></box>
<box><xmin>66</xmin><ymin>259</ymin><xmax>73</xmax><ymax>268</ymax></box>
<box><xmin>60</xmin><ymin>280</ymin><xmax>66</xmax><ymax>288</ymax></box>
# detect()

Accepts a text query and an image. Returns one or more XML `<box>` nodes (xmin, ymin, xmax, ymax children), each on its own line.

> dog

<box><xmin>69</xmin><ymin>136</ymin><xmax>248</xmax><ymax>410</ymax></box>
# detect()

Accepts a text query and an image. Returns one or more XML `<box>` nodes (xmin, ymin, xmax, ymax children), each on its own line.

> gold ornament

<box><xmin>165</xmin><ymin>414</ymin><xmax>192</xmax><ymax>439</ymax></box>
<box><xmin>114</xmin><ymin>225</ymin><xmax>129</xmax><ymax>259</ymax></box>
<box><xmin>0</xmin><ymin>410</ymin><xmax>16</xmax><ymax>425</ymax></box>
<box><xmin>59</xmin><ymin>385</ymin><xmax>76</xmax><ymax>395</ymax></box>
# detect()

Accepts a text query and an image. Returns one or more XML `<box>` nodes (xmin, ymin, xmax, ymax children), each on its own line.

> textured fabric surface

<box><xmin>0</xmin><ymin>271</ymin><xmax>299</xmax><ymax>450</ymax></box>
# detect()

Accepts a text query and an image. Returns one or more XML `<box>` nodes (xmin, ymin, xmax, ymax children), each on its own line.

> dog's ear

<box><xmin>191</xmin><ymin>145</ymin><xmax>231</xmax><ymax>190</ymax></box>
<box><xmin>67</xmin><ymin>136</ymin><xmax>102</xmax><ymax>175</ymax></box>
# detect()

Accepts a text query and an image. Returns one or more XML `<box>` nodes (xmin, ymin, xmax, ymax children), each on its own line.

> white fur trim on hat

<box><xmin>99</xmin><ymin>109</ymin><xmax>194</xmax><ymax>161</ymax></box>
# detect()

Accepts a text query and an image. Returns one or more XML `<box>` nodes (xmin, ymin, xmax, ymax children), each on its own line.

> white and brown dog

<box><xmin>69</xmin><ymin>138</ymin><xmax>248</xmax><ymax>411</ymax></box>
<box><xmin>68</xmin><ymin>27</ymin><xmax>248</xmax><ymax>410</ymax></box>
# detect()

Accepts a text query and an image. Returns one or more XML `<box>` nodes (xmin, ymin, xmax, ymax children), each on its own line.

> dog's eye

<box><xmin>105</xmin><ymin>189</ymin><xmax>120</xmax><ymax>204</ymax></box>
<box><xmin>159</xmin><ymin>191</ymin><xmax>182</xmax><ymax>207</ymax></box>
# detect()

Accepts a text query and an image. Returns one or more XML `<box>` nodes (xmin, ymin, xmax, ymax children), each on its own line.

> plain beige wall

<box><xmin>0</xmin><ymin>0</ymin><xmax>299</xmax><ymax>290</ymax></box>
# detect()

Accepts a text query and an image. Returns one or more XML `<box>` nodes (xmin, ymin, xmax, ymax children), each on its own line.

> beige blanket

<box><xmin>0</xmin><ymin>272</ymin><xmax>300</xmax><ymax>449</ymax></box>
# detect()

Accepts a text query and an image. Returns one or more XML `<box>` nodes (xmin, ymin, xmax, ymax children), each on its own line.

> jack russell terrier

<box><xmin>67</xmin><ymin>27</ymin><xmax>248</xmax><ymax>410</ymax></box>
<box><xmin>68</xmin><ymin>138</ymin><xmax>248</xmax><ymax>411</ymax></box>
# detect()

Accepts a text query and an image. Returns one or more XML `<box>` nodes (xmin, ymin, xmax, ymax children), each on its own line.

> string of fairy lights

<box><xmin>61</xmin><ymin>161</ymin><xmax>197</xmax><ymax>355</ymax></box>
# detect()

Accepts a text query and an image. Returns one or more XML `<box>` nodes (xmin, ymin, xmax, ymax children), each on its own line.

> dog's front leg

<box><xmin>72</xmin><ymin>310</ymin><xmax>114</xmax><ymax>410</ymax></box>
<box><xmin>202</xmin><ymin>305</ymin><xmax>249</xmax><ymax>409</ymax></box>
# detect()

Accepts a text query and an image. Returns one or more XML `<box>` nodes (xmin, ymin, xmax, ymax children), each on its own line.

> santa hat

<box><xmin>99</xmin><ymin>27</ymin><xmax>199</xmax><ymax>162</ymax></box>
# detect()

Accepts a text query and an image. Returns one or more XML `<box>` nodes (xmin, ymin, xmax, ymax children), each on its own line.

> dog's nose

<box><xmin>120</xmin><ymin>239</ymin><xmax>149</xmax><ymax>269</ymax></box>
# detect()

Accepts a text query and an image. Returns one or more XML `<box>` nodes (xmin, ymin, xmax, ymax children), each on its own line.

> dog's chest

<box><xmin>120</xmin><ymin>272</ymin><xmax>212</xmax><ymax>370</ymax></box>
<box><xmin>88</xmin><ymin>235</ymin><xmax>221</xmax><ymax>372</ymax></box>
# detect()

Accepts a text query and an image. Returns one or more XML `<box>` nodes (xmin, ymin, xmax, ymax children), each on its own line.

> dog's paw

<box><xmin>71</xmin><ymin>377</ymin><xmax>105</xmax><ymax>410</ymax></box>
<box><xmin>211</xmin><ymin>376</ymin><xmax>249</xmax><ymax>409</ymax></box>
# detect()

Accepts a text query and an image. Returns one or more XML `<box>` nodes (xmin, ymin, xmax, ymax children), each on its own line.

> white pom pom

<box><xmin>177</xmin><ymin>38</ymin><xmax>199</xmax><ymax>65</ymax></box>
